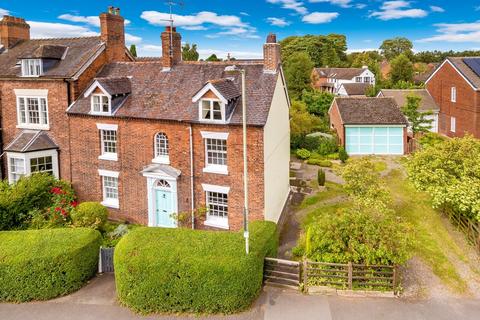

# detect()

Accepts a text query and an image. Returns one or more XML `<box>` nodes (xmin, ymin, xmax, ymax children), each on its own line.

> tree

<box><xmin>380</xmin><ymin>37</ymin><xmax>413</xmax><ymax>61</ymax></box>
<box><xmin>401</xmin><ymin>94</ymin><xmax>433</xmax><ymax>135</ymax></box>
<box><xmin>129</xmin><ymin>44</ymin><xmax>137</xmax><ymax>58</ymax></box>
<box><xmin>182</xmin><ymin>43</ymin><xmax>199</xmax><ymax>61</ymax></box>
<box><xmin>289</xmin><ymin>100</ymin><xmax>320</xmax><ymax>138</ymax></box>
<box><xmin>301</xmin><ymin>90</ymin><xmax>334</xmax><ymax>117</ymax></box>
<box><xmin>284</xmin><ymin>52</ymin><xmax>314</xmax><ymax>100</ymax></box>
<box><xmin>205</xmin><ymin>54</ymin><xmax>221</xmax><ymax>62</ymax></box>
<box><xmin>406</xmin><ymin>136</ymin><xmax>480</xmax><ymax>221</ymax></box>
<box><xmin>389</xmin><ymin>54</ymin><xmax>414</xmax><ymax>84</ymax></box>
<box><xmin>322</xmin><ymin>42</ymin><xmax>341</xmax><ymax>67</ymax></box>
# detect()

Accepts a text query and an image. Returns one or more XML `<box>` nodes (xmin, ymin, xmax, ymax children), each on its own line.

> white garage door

<box><xmin>345</xmin><ymin>126</ymin><xmax>404</xmax><ymax>155</ymax></box>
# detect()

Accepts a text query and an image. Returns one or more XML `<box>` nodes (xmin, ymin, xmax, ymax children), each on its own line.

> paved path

<box><xmin>2</xmin><ymin>275</ymin><xmax>480</xmax><ymax>320</ymax></box>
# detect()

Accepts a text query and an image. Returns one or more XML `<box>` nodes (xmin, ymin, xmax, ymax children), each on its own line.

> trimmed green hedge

<box><xmin>115</xmin><ymin>221</ymin><xmax>277</xmax><ymax>315</ymax></box>
<box><xmin>0</xmin><ymin>228</ymin><xmax>102</xmax><ymax>302</ymax></box>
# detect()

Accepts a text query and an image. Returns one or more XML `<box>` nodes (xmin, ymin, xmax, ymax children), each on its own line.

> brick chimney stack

<box><xmin>99</xmin><ymin>6</ymin><xmax>126</xmax><ymax>62</ymax></box>
<box><xmin>0</xmin><ymin>16</ymin><xmax>30</xmax><ymax>49</ymax></box>
<box><xmin>161</xmin><ymin>26</ymin><xmax>182</xmax><ymax>70</ymax></box>
<box><xmin>263</xmin><ymin>33</ymin><xmax>281</xmax><ymax>73</ymax></box>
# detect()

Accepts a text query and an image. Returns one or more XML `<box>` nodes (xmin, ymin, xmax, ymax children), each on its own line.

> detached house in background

<box><xmin>311</xmin><ymin>66</ymin><xmax>375</xmax><ymax>95</ymax></box>
<box><xmin>0</xmin><ymin>8</ymin><xmax>291</xmax><ymax>231</ymax></box>
<box><xmin>329</xmin><ymin>97</ymin><xmax>408</xmax><ymax>155</ymax></box>
<box><xmin>425</xmin><ymin>57</ymin><xmax>480</xmax><ymax>138</ymax></box>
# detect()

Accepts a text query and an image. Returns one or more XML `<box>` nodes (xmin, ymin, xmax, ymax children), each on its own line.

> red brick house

<box><xmin>329</xmin><ymin>97</ymin><xmax>408</xmax><ymax>155</ymax></box>
<box><xmin>0</xmin><ymin>8</ymin><xmax>291</xmax><ymax>231</ymax></box>
<box><xmin>425</xmin><ymin>57</ymin><xmax>480</xmax><ymax>138</ymax></box>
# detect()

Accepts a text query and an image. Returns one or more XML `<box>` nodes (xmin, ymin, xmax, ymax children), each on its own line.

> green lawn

<box><xmin>297</xmin><ymin>164</ymin><xmax>469</xmax><ymax>294</ymax></box>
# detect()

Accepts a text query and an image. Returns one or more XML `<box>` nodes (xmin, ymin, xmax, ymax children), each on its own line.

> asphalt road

<box><xmin>1</xmin><ymin>274</ymin><xmax>480</xmax><ymax>320</ymax></box>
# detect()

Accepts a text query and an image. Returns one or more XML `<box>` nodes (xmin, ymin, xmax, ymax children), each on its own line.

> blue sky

<box><xmin>1</xmin><ymin>0</ymin><xmax>480</xmax><ymax>58</ymax></box>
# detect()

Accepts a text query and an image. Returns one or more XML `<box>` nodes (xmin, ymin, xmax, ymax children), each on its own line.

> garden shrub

<box><xmin>317</xmin><ymin>169</ymin><xmax>326</xmax><ymax>186</ymax></box>
<box><xmin>0</xmin><ymin>173</ymin><xmax>57</xmax><ymax>230</ymax></box>
<box><xmin>338</xmin><ymin>146</ymin><xmax>348</xmax><ymax>163</ymax></box>
<box><xmin>307</xmin><ymin>159</ymin><xmax>332</xmax><ymax>167</ymax></box>
<box><xmin>326</xmin><ymin>153</ymin><xmax>339</xmax><ymax>160</ymax></box>
<box><xmin>0</xmin><ymin>228</ymin><xmax>101</xmax><ymax>302</ymax></box>
<box><xmin>316</xmin><ymin>137</ymin><xmax>338</xmax><ymax>156</ymax></box>
<box><xmin>296</xmin><ymin>148</ymin><xmax>311</xmax><ymax>160</ymax></box>
<box><xmin>114</xmin><ymin>221</ymin><xmax>277</xmax><ymax>314</ymax></box>
<box><xmin>71</xmin><ymin>202</ymin><xmax>108</xmax><ymax>230</ymax></box>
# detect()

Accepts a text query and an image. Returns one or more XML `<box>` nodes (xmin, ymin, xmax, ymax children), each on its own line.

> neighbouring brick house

<box><xmin>0</xmin><ymin>8</ymin><xmax>291</xmax><ymax>231</ymax></box>
<box><xmin>311</xmin><ymin>67</ymin><xmax>375</xmax><ymax>94</ymax></box>
<box><xmin>425</xmin><ymin>57</ymin><xmax>480</xmax><ymax>138</ymax></box>
<box><xmin>329</xmin><ymin>97</ymin><xmax>408</xmax><ymax>155</ymax></box>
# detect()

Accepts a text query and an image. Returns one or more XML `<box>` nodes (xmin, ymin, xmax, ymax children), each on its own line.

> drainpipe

<box><xmin>189</xmin><ymin>124</ymin><xmax>195</xmax><ymax>229</ymax></box>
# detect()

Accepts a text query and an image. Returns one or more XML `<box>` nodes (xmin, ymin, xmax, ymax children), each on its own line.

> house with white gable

<box><xmin>311</xmin><ymin>66</ymin><xmax>375</xmax><ymax>95</ymax></box>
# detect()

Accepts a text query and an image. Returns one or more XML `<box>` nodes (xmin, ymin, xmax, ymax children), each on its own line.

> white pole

<box><xmin>241</xmin><ymin>70</ymin><xmax>249</xmax><ymax>255</ymax></box>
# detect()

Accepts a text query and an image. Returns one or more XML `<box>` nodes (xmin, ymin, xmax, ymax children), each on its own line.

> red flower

<box><xmin>54</xmin><ymin>207</ymin><xmax>61</xmax><ymax>212</ymax></box>
<box><xmin>61</xmin><ymin>209</ymin><xmax>67</xmax><ymax>217</ymax></box>
<box><xmin>50</xmin><ymin>187</ymin><xmax>63</xmax><ymax>195</ymax></box>
<box><xmin>71</xmin><ymin>201</ymin><xmax>78</xmax><ymax>208</ymax></box>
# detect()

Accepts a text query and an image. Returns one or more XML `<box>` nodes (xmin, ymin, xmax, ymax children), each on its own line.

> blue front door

<box><xmin>155</xmin><ymin>189</ymin><xmax>175</xmax><ymax>227</ymax></box>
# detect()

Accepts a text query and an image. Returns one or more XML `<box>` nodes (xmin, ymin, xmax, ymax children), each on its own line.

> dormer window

<box><xmin>21</xmin><ymin>59</ymin><xmax>42</xmax><ymax>77</ymax></box>
<box><xmin>201</xmin><ymin>99</ymin><xmax>224</xmax><ymax>121</ymax></box>
<box><xmin>92</xmin><ymin>94</ymin><xmax>110</xmax><ymax>114</ymax></box>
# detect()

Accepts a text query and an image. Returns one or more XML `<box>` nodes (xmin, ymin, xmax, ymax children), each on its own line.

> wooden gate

<box><xmin>263</xmin><ymin>257</ymin><xmax>301</xmax><ymax>290</ymax></box>
<box><xmin>99</xmin><ymin>247</ymin><xmax>115</xmax><ymax>273</ymax></box>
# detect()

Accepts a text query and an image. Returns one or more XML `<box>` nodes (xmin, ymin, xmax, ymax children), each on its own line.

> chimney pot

<box><xmin>100</xmin><ymin>7</ymin><xmax>127</xmax><ymax>62</ymax></box>
<box><xmin>0</xmin><ymin>15</ymin><xmax>30</xmax><ymax>49</ymax></box>
<box><xmin>161</xmin><ymin>26</ymin><xmax>182</xmax><ymax>69</ymax></box>
<box><xmin>266</xmin><ymin>33</ymin><xmax>277</xmax><ymax>44</ymax></box>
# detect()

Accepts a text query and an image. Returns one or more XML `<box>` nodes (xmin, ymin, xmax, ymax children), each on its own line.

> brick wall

<box><xmin>70</xmin><ymin>51</ymin><xmax>108</xmax><ymax>100</ymax></box>
<box><xmin>67</xmin><ymin>115</ymin><xmax>265</xmax><ymax>231</ymax></box>
<box><xmin>329</xmin><ymin>101</ymin><xmax>345</xmax><ymax>145</ymax></box>
<box><xmin>426</xmin><ymin>62</ymin><xmax>480</xmax><ymax>138</ymax></box>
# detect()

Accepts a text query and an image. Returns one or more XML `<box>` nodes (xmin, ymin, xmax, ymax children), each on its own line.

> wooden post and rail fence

<box><xmin>264</xmin><ymin>257</ymin><xmax>399</xmax><ymax>294</ymax></box>
<box><xmin>445</xmin><ymin>210</ymin><xmax>480</xmax><ymax>254</ymax></box>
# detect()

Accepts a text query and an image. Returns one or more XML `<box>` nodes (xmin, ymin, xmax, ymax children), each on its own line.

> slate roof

<box><xmin>379</xmin><ymin>89</ymin><xmax>439</xmax><ymax>112</ymax></box>
<box><xmin>447</xmin><ymin>57</ymin><xmax>480</xmax><ymax>89</ymax></box>
<box><xmin>334</xmin><ymin>97</ymin><xmax>408</xmax><ymax>125</ymax></box>
<box><xmin>0</xmin><ymin>37</ymin><xmax>104</xmax><ymax>78</ymax></box>
<box><xmin>315</xmin><ymin>67</ymin><xmax>366</xmax><ymax>80</ymax></box>
<box><xmin>96</xmin><ymin>77</ymin><xmax>132</xmax><ymax>96</ymax></box>
<box><xmin>340</xmin><ymin>83</ymin><xmax>369</xmax><ymax>96</ymax></box>
<box><xmin>208</xmin><ymin>78</ymin><xmax>240</xmax><ymax>100</ymax></box>
<box><xmin>20</xmin><ymin>44</ymin><xmax>68</xmax><ymax>59</ymax></box>
<box><xmin>68</xmin><ymin>61</ymin><xmax>279</xmax><ymax>126</ymax></box>
<box><xmin>4</xmin><ymin>131</ymin><xmax>59</xmax><ymax>152</ymax></box>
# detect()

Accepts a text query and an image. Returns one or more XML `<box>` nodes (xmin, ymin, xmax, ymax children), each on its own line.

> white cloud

<box><xmin>370</xmin><ymin>1</ymin><xmax>428</xmax><ymax>20</ymax></box>
<box><xmin>198</xmin><ymin>48</ymin><xmax>262</xmax><ymax>60</ymax></box>
<box><xmin>266</xmin><ymin>0</ymin><xmax>308</xmax><ymax>15</ymax></box>
<box><xmin>182</xmin><ymin>25</ymin><xmax>208</xmax><ymax>31</ymax></box>
<box><xmin>430</xmin><ymin>6</ymin><xmax>444</xmax><ymax>13</ymax></box>
<box><xmin>309</xmin><ymin>0</ymin><xmax>353</xmax><ymax>9</ymax></box>
<box><xmin>27</xmin><ymin>21</ymin><xmax>98</xmax><ymax>38</ymax></box>
<box><xmin>418</xmin><ymin>21</ymin><xmax>480</xmax><ymax>43</ymax></box>
<box><xmin>347</xmin><ymin>48</ymin><xmax>379</xmax><ymax>53</ymax></box>
<box><xmin>138</xmin><ymin>44</ymin><xmax>163</xmax><ymax>57</ymax></box>
<box><xmin>267</xmin><ymin>17</ymin><xmax>291</xmax><ymax>27</ymax></box>
<box><xmin>58</xmin><ymin>13</ymin><xmax>130</xmax><ymax>27</ymax></box>
<box><xmin>302</xmin><ymin>12</ymin><xmax>339</xmax><ymax>24</ymax></box>
<box><xmin>355</xmin><ymin>4</ymin><xmax>367</xmax><ymax>9</ymax></box>
<box><xmin>125</xmin><ymin>33</ymin><xmax>142</xmax><ymax>44</ymax></box>
<box><xmin>240</xmin><ymin>12</ymin><xmax>250</xmax><ymax>16</ymax></box>
<box><xmin>0</xmin><ymin>8</ymin><xmax>10</xmax><ymax>16</ymax></box>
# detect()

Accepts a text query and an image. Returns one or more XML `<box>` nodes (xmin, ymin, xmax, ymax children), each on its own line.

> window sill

<box><xmin>101</xmin><ymin>200</ymin><xmax>119</xmax><ymax>209</ymax></box>
<box><xmin>204</xmin><ymin>218</ymin><xmax>229</xmax><ymax>230</ymax></box>
<box><xmin>203</xmin><ymin>165</ymin><xmax>228</xmax><ymax>175</ymax></box>
<box><xmin>152</xmin><ymin>156</ymin><xmax>170</xmax><ymax>165</ymax></box>
<box><xmin>99</xmin><ymin>153</ymin><xmax>118</xmax><ymax>162</ymax></box>
<box><xmin>90</xmin><ymin>111</ymin><xmax>113</xmax><ymax>116</ymax></box>
<box><xmin>16</xmin><ymin>124</ymin><xmax>49</xmax><ymax>130</ymax></box>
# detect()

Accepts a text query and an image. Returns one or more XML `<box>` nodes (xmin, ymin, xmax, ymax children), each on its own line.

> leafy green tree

<box><xmin>301</xmin><ymin>90</ymin><xmax>334</xmax><ymax>117</ymax></box>
<box><xmin>322</xmin><ymin>42</ymin><xmax>341</xmax><ymax>67</ymax></box>
<box><xmin>289</xmin><ymin>100</ymin><xmax>320</xmax><ymax>138</ymax></box>
<box><xmin>129</xmin><ymin>44</ymin><xmax>137</xmax><ymax>58</ymax></box>
<box><xmin>182</xmin><ymin>43</ymin><xmax>199</xmax><ymax>61</ymax></box>
<box><xmin>401</xmin><ymin>94</ymin><xmax>433</xmax><ymax>135</ymax></box>
<box><xmin>389</xmin><ymin>54</ymin><xmax>414</xmax><ymax>84</ymax></box>
<box><xmin>406</xmin><ymin>136</ymin><xmax>480</xmax><ymax>221</ymax></box>
<box><xmin>205</xmin><ymin>54</ymin><xmax>221</xmax><ymax>62</ymax></box>
<box><xmin>380</xmin><ymin>37</ymin><xmax>413</xmax><ymax>61</ymax></box>
<box><xmin>284</xmin><ymin>52</ymin><xmax>314</xmax><ymax>100</ymax></box>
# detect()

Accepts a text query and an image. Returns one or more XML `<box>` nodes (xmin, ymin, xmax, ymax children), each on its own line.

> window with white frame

<box><xmin>97</xmin><ymin>124</ymin><xmax>118</xmax><ymax>161</ymax></box>
<box><xmin>201</xmin><ymin>99</ymin><xmax>223</xmax><ymax>121</ymax></box>
<box><xmin>206</xmin><ymin>138</ymin><xmax>227</xmax><ymax>165</ymax></box>
<box><xmin>202</xmin><ymin>183</ymin><xmax>230</xmax><ymax>229</ymax></box>
<box><xmin>17</xmin><ymin>97</ymin><xmax>48</xmax><ymax>128</ymax></box>
<box><xmin>21</xmin><ymin>59</ymin><xmax>42</xmax><ymax>76</ymax></box>
<box><xmin>92</xmin><ymin>95</ymin><xmax>110</xmax><ymax>114</ymax></box>
<box><xmin>153</xmin><ymin>132</ymin><xmax>169</xmax><ymax>163</ymax></box>
<box><xmin>451</xmin><ymin>116</ymin><xmax>456</xmax><ymax>133</ymax></box>
<box><xmin>355</xmin><ymin>77</ymin><xmax>362</xmax><ymax>83</ymax></box>
<box><xmin>364</xmin><ymin>77</ymin><xmax>371</xmax><ymax>83</ymax></box>
<box><xmin>9</xmin><ymin>158</ymin><xmax>25</xmax><ymax>183</ymax></box>
<box><xmin>99</xmin><ymin>170</ymin><xmax>119</xmax><ymax>208</ymax></box>
<box><xmin>7</xmin><ymin>150</ymin><xmax>59</xmax><ymax>184</ymax></box>
<box><xmin>451</xmin><ymin>87</ymin><xmax>457</xmax><ymax>103</ymax></box>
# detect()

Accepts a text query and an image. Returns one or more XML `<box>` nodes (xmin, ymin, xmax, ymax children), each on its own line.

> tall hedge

<box><xmin>0</xmin><ymin>228</ymin><xmax>102</xmax><ymax>302</ymax></box>
<box><xmin>115</xmin><ymin>221</ymin><xmax>277</xmax><ymax>314</ymax></box>
<box><xmin>0</xmin><ymin>173</ymin><xmax>56</xmax><ymax>230</ymax></box>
